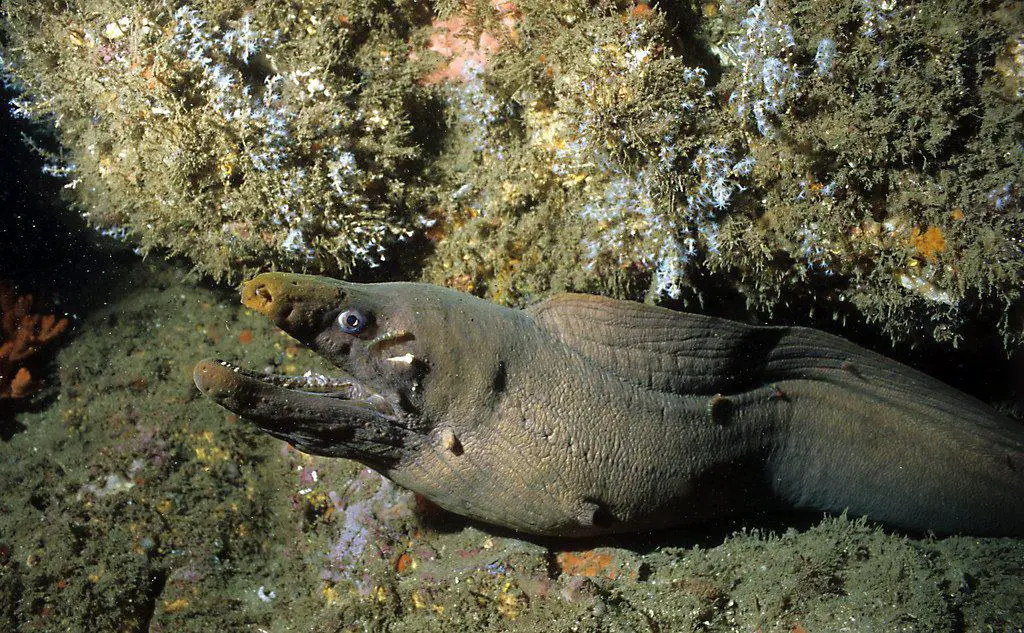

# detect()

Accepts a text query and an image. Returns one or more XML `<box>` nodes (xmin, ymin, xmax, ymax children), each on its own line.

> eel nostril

<box><xmin>242</xmin><ymin>280</ymin><xmax>276</xmax><ymax>315</ymax></box>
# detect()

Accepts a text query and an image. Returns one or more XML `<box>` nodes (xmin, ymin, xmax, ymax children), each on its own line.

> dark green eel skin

<box><xmin>193</xmin><ymin>273</ymin><xmax>1024</xmax><ymax>537</ymax></box>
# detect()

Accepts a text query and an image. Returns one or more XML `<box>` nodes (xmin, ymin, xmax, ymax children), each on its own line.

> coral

<box><xmin>0</xmin><ymin>283</ymin><xmax>68</xmax><ymax>402</ymax></box>
<box><xmin>421</xmin><ymin>0</ymin><xmax>1023</xmax><ymax>349</ymax></box>
<box><xmin>320</xmin><ymin>468</ymin><xmax>412</xmax><ymax>589</ymax></box>
<box><xmin>727</xmin><ymin>0</ymin><xmax>800</xmax><ymax>138</ymax></box>
<box><xmin>418</xmin><ymin>0</ymin><xmax>518</xmax><ymax>84</ymax></box>
<box><xmin>911</xmin><ymin>226</ymin><xmax>945</xmax><ymax>263</ymax></box>
<box><xmin>424</xmin><ymin>3</ymin><xmax>722</xmax><ymax>302</ymax></box>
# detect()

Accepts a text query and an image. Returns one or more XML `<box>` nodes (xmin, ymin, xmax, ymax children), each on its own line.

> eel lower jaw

<box><xmin>193</xmin><ymin>358</ymin><xmax>402</xmax><ymax>422</ymax></box>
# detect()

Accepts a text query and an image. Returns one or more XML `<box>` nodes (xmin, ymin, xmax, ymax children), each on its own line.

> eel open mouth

<box><xmin>193</xmin><ymin>272</ymin><xmax>426</xmax><ymax>461</ymax></box>
<box><xmin>218</xmin><ymin>360</ymin><xmax>359</xmax><ymax>394</ymax></box>
<box><xmin>193</xmin><ymin>358</ymin><xmax>402</xmax><ymax>422</ymax></box>
<box><xmin>194</xmin><ymin>356</ymin><xmax>416</xmax><ymax>461</ymax></box>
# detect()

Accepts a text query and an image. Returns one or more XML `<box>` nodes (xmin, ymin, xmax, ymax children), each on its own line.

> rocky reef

<box><xmin>1</xmin><ymin>0</ymin><xmax>1022</xmax><ymax>348</ymax></box>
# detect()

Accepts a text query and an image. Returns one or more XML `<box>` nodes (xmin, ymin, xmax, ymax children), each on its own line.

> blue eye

<box><xmin>337</xmin><ymin>308</ymin><xmax>368</xmax><ymax>334</ymax></box>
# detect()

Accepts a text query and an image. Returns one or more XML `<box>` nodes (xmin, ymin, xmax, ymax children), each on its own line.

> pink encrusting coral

<box><xmin>419</xmin><ymin>0</ymin><xmax>518</xmax><ymax>84</ymax></box>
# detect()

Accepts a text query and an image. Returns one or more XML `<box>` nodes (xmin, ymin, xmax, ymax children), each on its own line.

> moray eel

<box><xmin>193</xmin><ymin>273</ymin><xmax>1024</xmax><ymax>537</ymax></box>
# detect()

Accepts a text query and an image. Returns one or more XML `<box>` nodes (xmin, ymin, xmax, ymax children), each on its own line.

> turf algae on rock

<box><xmin>2</xmin><ymin>0</ymin><xmax>1022</xmax><ymax>350</ymax></box>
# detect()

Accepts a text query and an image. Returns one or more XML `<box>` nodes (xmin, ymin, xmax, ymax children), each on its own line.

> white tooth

<box><xmin>386</xmin><ymin>353</ymin><xmax>416</xmax><ymax>365</ymax></box>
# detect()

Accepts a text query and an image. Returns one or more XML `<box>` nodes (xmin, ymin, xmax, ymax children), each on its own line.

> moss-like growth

<box><xmin>421</xmin><ymin>2</ymin><xmax>728</xmax><ymax>305</ymax></box>
<box><xmin>2</xmin><ymin>0</ymin><xmax>434</xmax><ymax>279</ymax></box>
<box><xmin>703</xmin><ymin>0</ymin><xmax>1024</xmax><ymax>347</ymax></box>
<box><xmin>2</xmin><ymin>0</ymin><xmax>1023</xmax><ymax>349</ymax></box>
<box><xmin>421</xmin><ymin>0</ymin><xmax>1024</xmax><ymax>348</ymax></box>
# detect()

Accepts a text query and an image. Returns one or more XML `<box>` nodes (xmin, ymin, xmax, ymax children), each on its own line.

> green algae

<box><xmin>701</xmin><ymin>0</ymin><xmax>1024</xmax><ymax>349</ymax></box>
<box><xmin>418</xmin><ymin>0</ymin><xmax>1024</xmax><ymax>350</ymax></box>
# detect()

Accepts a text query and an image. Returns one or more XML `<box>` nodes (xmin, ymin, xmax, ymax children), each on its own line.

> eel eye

<box><xmin>337</xmin><ymin>308</ymin><xmax>368</xmax><ymax>334</ymax></box>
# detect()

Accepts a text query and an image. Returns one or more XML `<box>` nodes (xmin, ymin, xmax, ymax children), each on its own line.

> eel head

<box><xmin>193</xmin><ymin>272</ymin><xmax>515</xmax><ymax>471</ymax></box>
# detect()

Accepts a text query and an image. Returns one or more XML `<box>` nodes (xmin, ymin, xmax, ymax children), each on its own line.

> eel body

<box><xmin>193</xmin><ymin>273</ymin><xmax>1024</xmax><ymax>537</ymax></box>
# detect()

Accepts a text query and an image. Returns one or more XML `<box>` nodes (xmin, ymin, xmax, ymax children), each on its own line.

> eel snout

<box><xmin>239</xmin><ymin>273</ymin><xmax>345</xmax><ymax>340</ymax></box>
<box><xmin>193</xmin><ymin>357</ymin><xmax>245</xmax><ymax>401</ymax></box>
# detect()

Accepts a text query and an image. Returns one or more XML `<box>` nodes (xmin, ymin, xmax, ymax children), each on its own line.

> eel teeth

<box><xmin>216</xmin><ymin>360</ymin><xmax>356</xmax><ymax>394</ymax></box>
<box><xmin>386</xmin><ymin>353</ymin><xmax>417</xmax><ymax>365</ymax></box>
<box><xmin>215</xmin><ymin>360</ymin><xmax>401</xmax><ymax>417</ymax></box>
<box><xmin>261</xmin><ymin>369</ymin><xmax>356</xmax><ymax>393</ymax></box>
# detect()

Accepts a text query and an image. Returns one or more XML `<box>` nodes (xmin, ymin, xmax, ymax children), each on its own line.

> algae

<box><xmin>2</xmin><ymin>0</ymin><xmax>435</xmax><ymax>279</ymax></box>
<box><xmin>2</xmin><ymin>0</ymin><xmax>1023</xmax><ymax>349</ymax></box>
